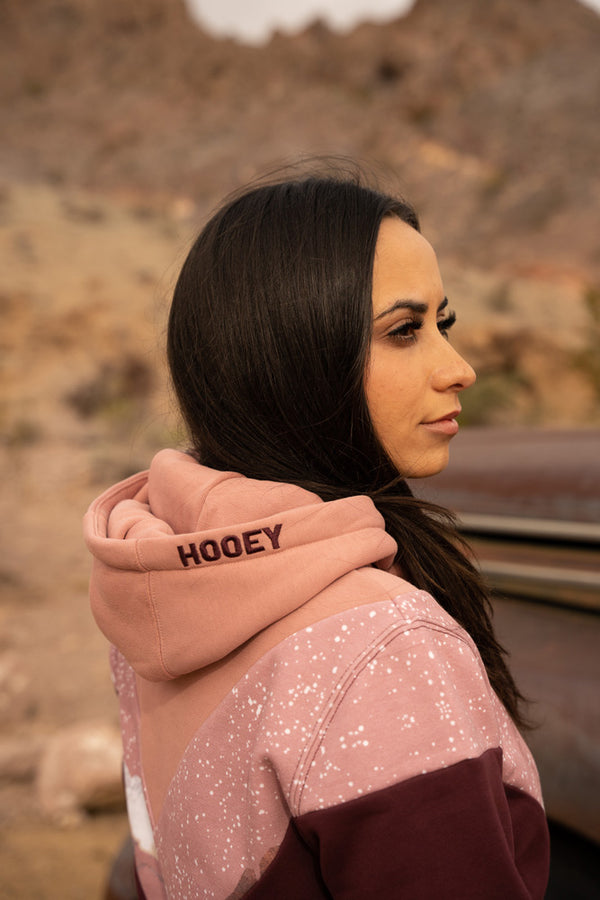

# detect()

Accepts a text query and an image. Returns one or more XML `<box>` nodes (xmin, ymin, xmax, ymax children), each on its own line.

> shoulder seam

<box><xmin>289</xmin><ymin>608</ymin><xmax>476</xmax><ymax>814</ymax></box>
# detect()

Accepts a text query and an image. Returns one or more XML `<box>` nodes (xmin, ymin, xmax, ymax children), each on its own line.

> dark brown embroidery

<box><xmin>177</xmin><ymin>524</ymin><xmax>283</xmax><ymax>567</ymax></box>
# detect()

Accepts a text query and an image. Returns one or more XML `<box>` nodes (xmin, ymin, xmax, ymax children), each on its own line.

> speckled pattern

<box><xmin>113</xmin><ymin>589</ymin><xmax>542</xmax><ymax>899</ymax></box>
<box><xmin>87</xmin><ymin>453</ymin><xmax>547</xmax><ymax>898</ymax></box>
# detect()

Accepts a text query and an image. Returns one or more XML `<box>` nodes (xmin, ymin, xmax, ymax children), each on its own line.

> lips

<box><xmin>421</xmin><ymin>409</ymin><xmax>461</xmax><ymax>435</ymax></box>
<box><xmin>423</xmin><ymin>408</ymin><xmax>461</xmax><ymax>425</ymax></box>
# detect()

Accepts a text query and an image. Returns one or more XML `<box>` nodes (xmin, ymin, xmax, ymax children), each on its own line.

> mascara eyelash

<box><xmin>388</xmin><ymin>319</ymin><xmax>423</xmax><ymax>341</ymax></box>
<box><xmin>438</xmin><ymin>312</ymin><xmax>456</xmax><ymax>334</ymax></box>
<box><xmin>438</xmin><ymin>311</ymin><xmax>457</xmax><ymax>335</ymax></box>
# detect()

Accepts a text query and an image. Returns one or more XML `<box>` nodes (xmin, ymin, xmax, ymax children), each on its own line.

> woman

<box><xmin>85</xmin><ymin>167</ymin><xmax>550</xmax><ymax>898</ymax></box>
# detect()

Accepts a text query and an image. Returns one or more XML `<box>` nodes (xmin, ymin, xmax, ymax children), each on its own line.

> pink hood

<box><xmin>84</xmin><ymin>450</ymin><xmax>397</xmax><ymax>682</ymax></box>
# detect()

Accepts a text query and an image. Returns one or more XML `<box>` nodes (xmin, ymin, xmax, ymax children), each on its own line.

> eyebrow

<box><xmin>374</xmin><ymin>296</ymin><xmax>449</xmax><ymax>321</ymax></box>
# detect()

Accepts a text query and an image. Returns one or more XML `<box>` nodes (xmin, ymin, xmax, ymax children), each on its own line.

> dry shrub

<box><xmin>65</xmin><ymin>354</ymin><xmax>154</xmax><ymax>420</ymax></box>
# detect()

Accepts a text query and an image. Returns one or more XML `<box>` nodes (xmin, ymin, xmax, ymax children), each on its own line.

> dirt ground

<box><xmin>0</xmin><ymin>813</ymin><xmax>130</xmax><ymax>900</ymax></box>
<box><xmin>0</xmin><ymin>183</ymin><xmax>186</xmax><ymax>898</ymax></box>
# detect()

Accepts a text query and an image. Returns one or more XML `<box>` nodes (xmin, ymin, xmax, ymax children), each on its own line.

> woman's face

<box><xmin>365</xmin><ymin>216</ymin><xmax>476</xmax><ymax>478</ymax></box>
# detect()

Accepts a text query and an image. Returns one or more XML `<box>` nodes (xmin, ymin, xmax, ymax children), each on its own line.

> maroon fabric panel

<box><xmin>504</xmin><ymin>782</ymin><xmax>551</xmax><ymax>898</ymax></box>
<box><xmin>246</xmin><ymin>748</ymin><xmax>549</xmax><ymax>899</ymax></box>
<box><xmin>242</xmin><ymin>818</ymin><xmax>331</xmax><ymax>899</ymax></box>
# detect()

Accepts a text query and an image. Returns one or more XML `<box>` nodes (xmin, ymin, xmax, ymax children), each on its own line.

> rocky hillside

<box><xmin>1</xmin><ymin>0</ymin><xmax>600</xmax><ymax>274</ymax></box>
<box><xmin>1</xmin><ymin>0</ymin><xmax>599</xmax><ymax>425</ymax></box>
<box><xmin>1</xmin><ymin>0</ymin><xmax>600</xmax><ymax>264</ymax></box>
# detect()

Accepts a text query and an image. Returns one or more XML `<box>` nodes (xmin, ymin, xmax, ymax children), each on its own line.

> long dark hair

<box><xmin>168</xmin><ymin>165</ymin><xmax>526</xmax><ymax>727</ymax></box>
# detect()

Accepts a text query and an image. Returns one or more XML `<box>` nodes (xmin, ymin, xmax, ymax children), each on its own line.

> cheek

<box><xmin>365</xmin><ymin>358</ymin><xmax>415</xmax><ymax>438</ymax></box>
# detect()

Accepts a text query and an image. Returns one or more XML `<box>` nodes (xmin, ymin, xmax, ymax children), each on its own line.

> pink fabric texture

<box><xmin>84</xmin><ymin>450</ymin><xmax>548</xmax><ymax>899</ymax></box>
<box><xmin>85</xmin><ymin>450</ymin><xmax>397</xmax><ymax>680</ymax></box>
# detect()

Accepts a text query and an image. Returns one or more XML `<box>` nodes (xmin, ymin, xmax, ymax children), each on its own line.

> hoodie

<box><xmin>84</xmin><ymin>449</ymin><xmax>549</xmax><ymax>899</ymax></box>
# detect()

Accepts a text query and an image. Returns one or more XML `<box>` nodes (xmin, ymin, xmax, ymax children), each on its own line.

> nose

<box><xmin>432</xmin><ymin>340</ymin><xmax>476</xmax><ymax>392</ymax></box>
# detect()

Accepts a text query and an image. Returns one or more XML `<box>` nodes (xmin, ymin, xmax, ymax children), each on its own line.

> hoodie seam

<box><xmin>134</xmin><ymin>539</ymin><xmax>152</xmax><ymax>572</ymax></box>
<box><xmin>290</xmin><ymin>617</ymin><xmax>408</xmax><ymax>814</ymax></box>
<box><xmin>146</xmin><ymin>571</ymin><xmax>175</xmax><ymax>680</ymax></box>
<box><xmin>289</xmin><ymin>600</ymin><xmax>466</xmax><ymax>814</ymax></box>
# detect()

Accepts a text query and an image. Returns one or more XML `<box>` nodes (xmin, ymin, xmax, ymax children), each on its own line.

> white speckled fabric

<box><xmin>112</xmin><ymin>590</ymin><xmax>542</xmax><ymax>898</ymax></box>
<box><xmin>86</xmin><ymin>451</ymin><xmax>548</xmax><ymax>899</ymax></box>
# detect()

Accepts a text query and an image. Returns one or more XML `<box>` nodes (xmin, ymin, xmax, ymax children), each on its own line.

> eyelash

<box><xmin>388</xmin><ymin>312</ymin><xmax>457</xmax><ymax>344</ymax></box>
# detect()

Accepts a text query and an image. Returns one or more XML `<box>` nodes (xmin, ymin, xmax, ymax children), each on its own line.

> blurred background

<box><xmin>0</xmin><ymin>0</ymin><xmax>599</xmax><ymax>896</ymax></box>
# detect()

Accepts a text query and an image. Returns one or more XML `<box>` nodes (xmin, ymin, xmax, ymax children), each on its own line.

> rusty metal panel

<box><xmin>414</xmin><ymin>427</ymin><xmax>600</xmax><ymax>523</ymax></box>
<box><xmin>413</xmin><ymin>428</ymin><xmax>600</xmax><ymax>848</ymax></box>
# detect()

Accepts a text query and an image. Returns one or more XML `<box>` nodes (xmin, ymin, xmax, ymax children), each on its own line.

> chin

<box><xmin>398</xmin><ymin>448</ymin><xmax>451</xmax><ymax>479</ymax></box>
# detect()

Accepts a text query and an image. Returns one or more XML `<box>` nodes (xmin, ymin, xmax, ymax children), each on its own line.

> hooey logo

<box><xmin>177</xmin><ymin>524</ymin><xmax>283</xmax><ymax>567</ymax></box>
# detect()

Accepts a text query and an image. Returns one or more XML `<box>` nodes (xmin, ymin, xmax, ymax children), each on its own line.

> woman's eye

<box><xmin>437</xmin><ymin>311</ymin><xmax>457</xmax><ymax>339</ymax></box>
<box><xmin>388</xmin><ymin>319</ymin><xmax>423</xmax><ymax>342</ymax></box>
